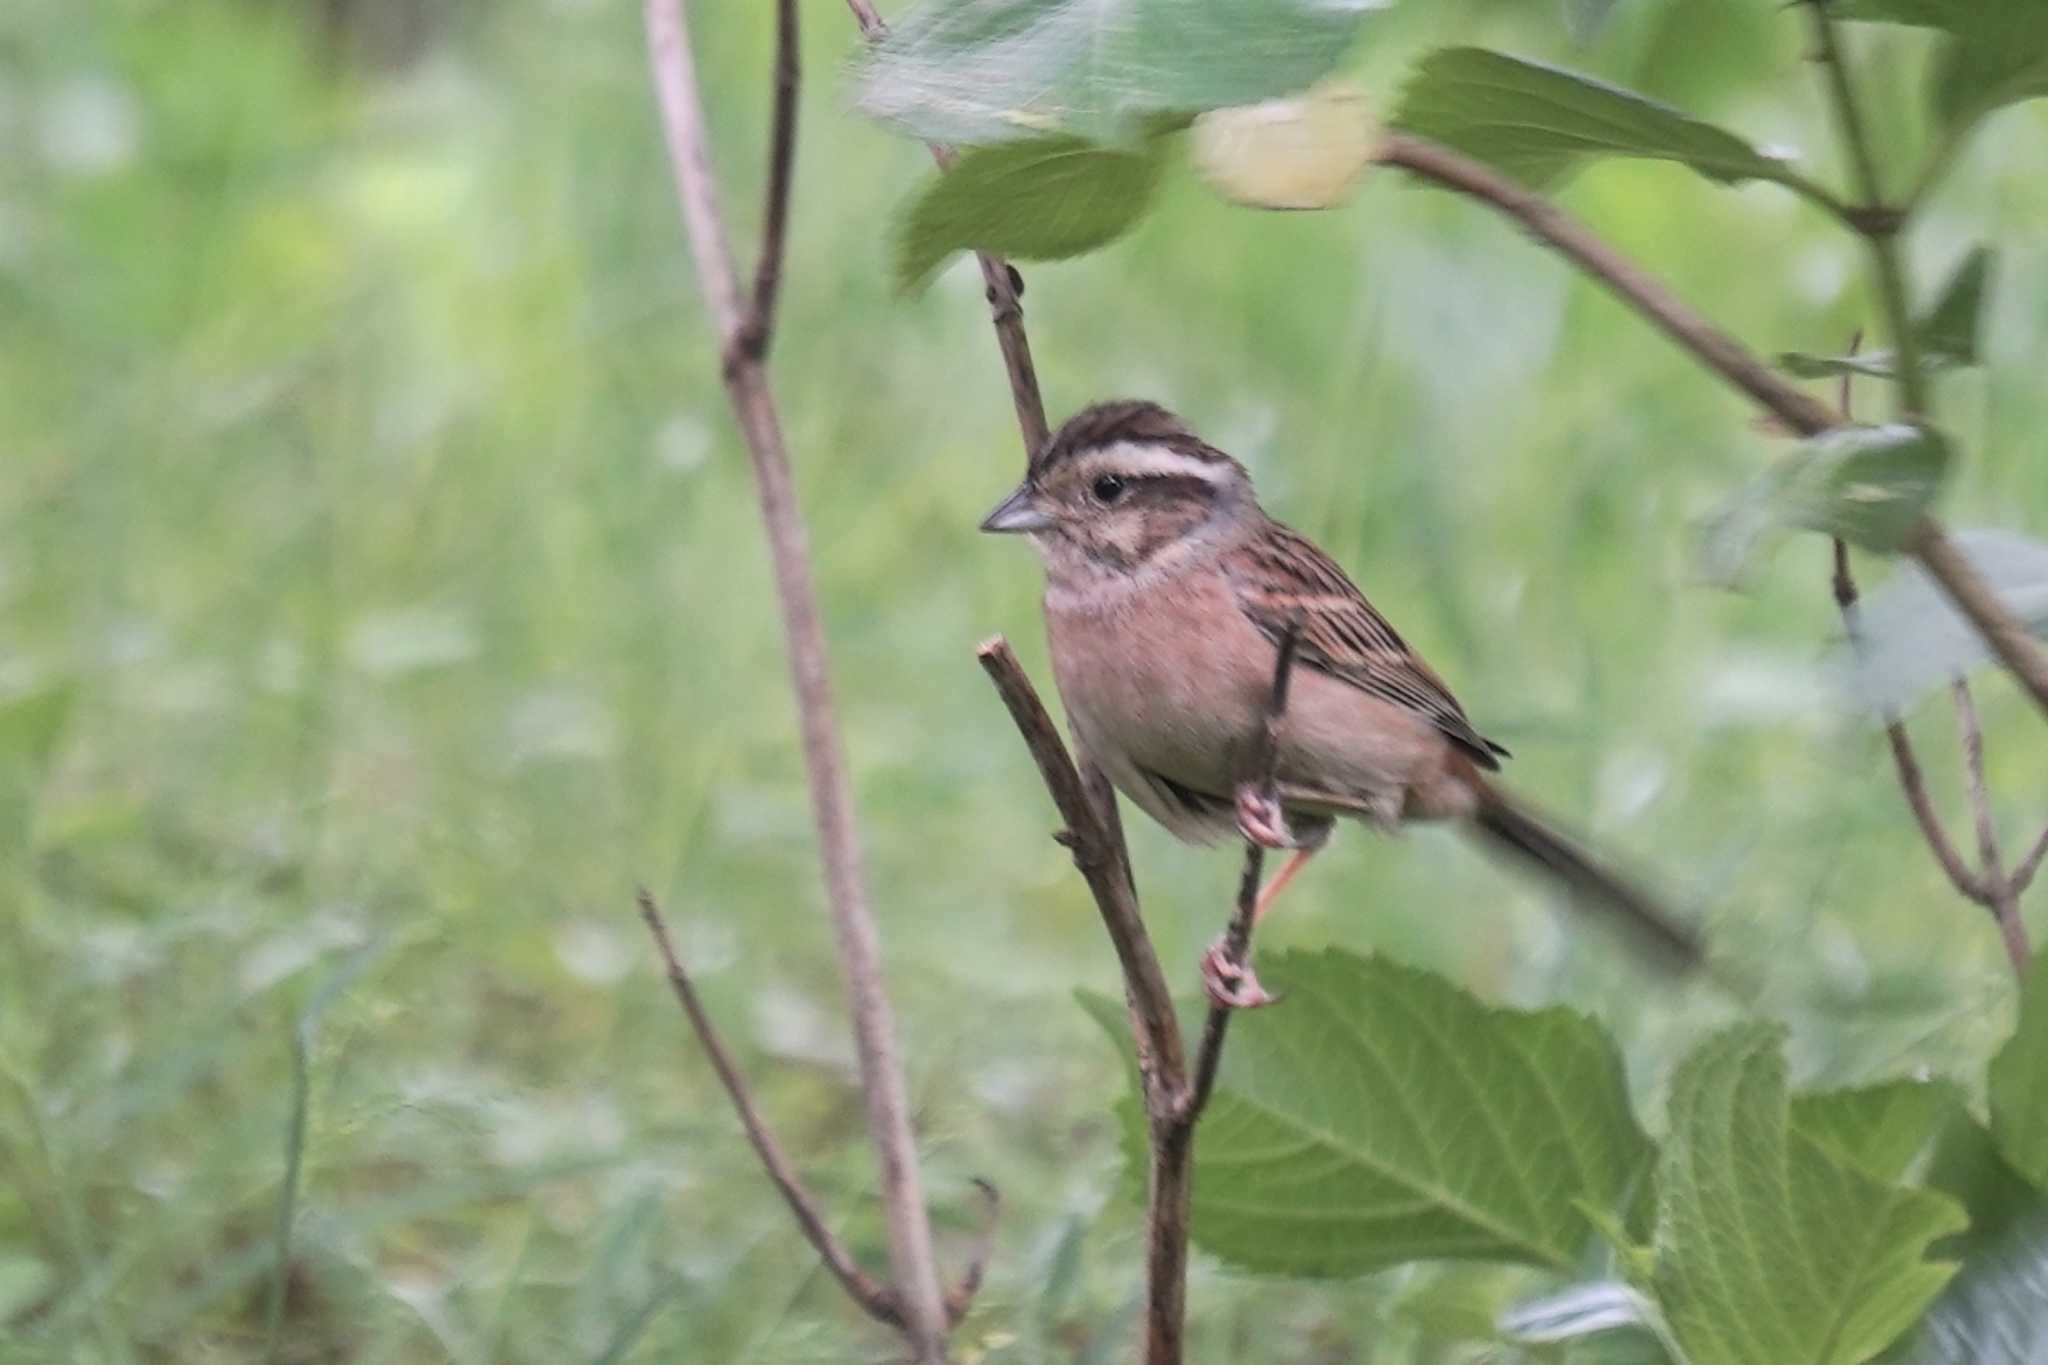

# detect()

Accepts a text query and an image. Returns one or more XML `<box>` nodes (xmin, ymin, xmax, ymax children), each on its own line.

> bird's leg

<box><xmin>1205</xmin><ymin>790</ymin><xmax>1323</xmax><ymax>1011</ymax></box>
<box><xmin>1253</xmin><ymin>846</ymin><xmax>1318</xmax><ymax>926</ymax></box>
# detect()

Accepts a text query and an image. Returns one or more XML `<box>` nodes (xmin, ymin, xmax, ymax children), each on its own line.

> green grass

<box><xmin>5</xmin><ymin>0</ymin><xmax>2048</xmax><ymax>1359</ymax></box>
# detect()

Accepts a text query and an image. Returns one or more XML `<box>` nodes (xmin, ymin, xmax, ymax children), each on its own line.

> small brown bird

<box><xmin>981</xmin><ymin>399</ymin><xmax>1701</xmax><ymax>1002</ymax></box>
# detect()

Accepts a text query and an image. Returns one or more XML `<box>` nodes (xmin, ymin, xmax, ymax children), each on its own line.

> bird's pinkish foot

<box><xmin>1202</xmin><ymin>939</ymin><xmax>1278</xmax><ymax>1011</ymax></box>
<box><xmin>1234</xmin><ymin>783</ymin><xmax>1293</xmax><ymax>850</ymax></box>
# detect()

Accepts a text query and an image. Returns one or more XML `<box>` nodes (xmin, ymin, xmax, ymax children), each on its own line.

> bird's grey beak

<box><xmin>979</xmin><ymin>484</ymin><xmax>1053</xmax><ymax>534</ymax></box>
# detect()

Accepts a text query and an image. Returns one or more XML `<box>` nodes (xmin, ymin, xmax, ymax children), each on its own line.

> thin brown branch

<box><xmin>943</xmin><ymin>1179</ymin><xmax>1001</xmax><ymax>1328</ymax></box>
<box><xmin>976</xmin><ymin>638</ymin><xmax>1207</xmax><ymax>1365</ymax></box>
<box><xmin>743</xmin><ymin>0</ymin><xmax>798</xmax><ymax>358</ymax></box>
<box><xmin>636</xmin><ymin>891</ymin><xmax>907</xmax><ymax>1327</ymax></box>
<box><xmin>1374</xmin><ymin>131</ymin><xmax>2048</xmax><ymax>723</ymax></box>
<box><xmin>1904</xmin><ymin>520</ymin><xmax>2048</xmax><ymax>720</ymax></box>
<box><xmin>1954</xmin><ymin>680</ymin><xmax>2001</xmax><ymax>875</ymax></box>
<box><xmin>1832</xmin><ymin>537</ymin><xmax>1986</xmax><ymax>904</ymax></box>
<box><xmin>1953</xmin><ymin>681</ymin><xmax>2032</xmax><ymax>973</ymax></box>
<box><xmin>1883</xmin><ymin>720</ymin><xmax>1987</xmax><ymax>905</ymax></box>
<box><xmin>1183</xmin><ymin>612</ymin><xmax>1305</xmax><ymax>1124</ymax></box>
<box><xmin>644</xmin><ymin>1</ymin><xmax>950</xmax><ymax>1355</ymax></box>
<box><xmin>837</xmin><ymin>0</ymin><xmax>1049</xmax><ymax>456</ymax></box>
<box><xmin>1374</xmin><ymin>132</ymin><xmax>1844</xmax><ymax>440</ymax></box>
<box><xmin>974</xmin><ymin>638</ymin><xmax>1185</xmax><ymax>1109</ymax></box>
<box><xmin>2014</xmin><ymin>825</ymin><xmax>2048</xmax><ymax>898</ymax></box>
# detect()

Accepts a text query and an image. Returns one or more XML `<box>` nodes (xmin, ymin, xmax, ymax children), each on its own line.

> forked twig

<box><xmin>643</xmin><ymin>0</ymin><xmax>954</xmax><ymax>1353</ymax></box>
<box><xmin>1829</xmin><ymin>359</ymin><xmax>2030</xmax><ymax>975</ymax></box>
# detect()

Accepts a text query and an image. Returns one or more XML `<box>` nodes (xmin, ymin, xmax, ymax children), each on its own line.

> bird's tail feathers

<box><xmin>1463</xmin><ymin>780</ymin><xmax>1703</xmax><ymax>972</ymax></box>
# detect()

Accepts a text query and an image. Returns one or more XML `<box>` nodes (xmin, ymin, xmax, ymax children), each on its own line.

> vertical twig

<box><xmin>744</xmin><ymin>0</ymin><xmax>798</xmax><ymax>357</ymax></box>
<box><xmin>836</xmin><ymin>0</ymin><xmax>1049</xmax><ymax>455</ymax></box>
<box><xmin>1803</xmin><ymin>0</ymin><xmax>1926</xmax><ymax>416</ymax></box>
<box><xmin>1951</xmin><ymin>682</ymin><xmax>2030</xmax><ymax>971</ymax></box>
<box><xmin>643</xmin><ymin>1</ymin><xmax>950</xmax><ymax>1355</ymax></box>
<box><xmin>1183</xmin><ymin>613</ymin><xmax>1304</xmax><ymax>1122</ymax></box>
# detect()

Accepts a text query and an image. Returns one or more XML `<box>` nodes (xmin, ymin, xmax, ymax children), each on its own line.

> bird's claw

<box><xmin>1202</xmin><ymin>940</ymin><xmax>1278</xmax><ymax>1011</ymax></box>
<box><xmin>1234</xmin><ymin>783</ymin><xmax>1293</xmax><ymax>850</ymax></box>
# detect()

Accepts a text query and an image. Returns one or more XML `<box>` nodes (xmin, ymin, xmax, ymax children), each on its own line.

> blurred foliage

<box><xmin>5</xmin><ymin>0</ymin><xmax>2048</xmax><ymax>1360</ymax></box>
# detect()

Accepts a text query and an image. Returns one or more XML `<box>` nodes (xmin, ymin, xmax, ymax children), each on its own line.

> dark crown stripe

<box><xmin>1032</xmin><ymin>399</ymin><xmax>1233</xmax><ymax>476</ymax></box>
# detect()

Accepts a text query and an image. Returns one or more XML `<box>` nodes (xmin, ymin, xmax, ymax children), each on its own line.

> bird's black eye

<box><xmin>1091</xmin><ymin>474</ymin><xmax>1127</xmax><ymax>504</ymax></box>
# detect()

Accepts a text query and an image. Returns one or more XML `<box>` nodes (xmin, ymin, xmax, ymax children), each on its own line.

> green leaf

<box><xmin>1791</xmin><ymin>1079</ymin><xmax>1961</xmax><ymax>1182</ymax></box>
<box><xmin>1830</xmin><ymin>528</ymin><xmax>2048</xmax><ymax>716</ymax></box>
<box><xmin>1917</xmin><ymin>246</ymin><xmax>1993</xmax><ymax>362</ymax></box>
<box><xmin>1645</xmin><ymin>1025</ymin><xmax>1965</xmax><ymax>1365</ymax></box>
<box><xmin>1389</xmin><ymin>47</ymin><xmax>1796</xmax><ymax>190</ymax></box>
<box><xmin>1936</xmin><ymin>14</ymin><xmax>2048</xmax><ymax>130</ymax></box>
<box><xmin>891</xmin><ymin>135</ymin><xmax>1167</xmax><ymax>291</ymax></box>
<box><xmin>853</xmin><ymin>0</ymin><xmax>1386</xmax><ymax>146</ymax></box>
<box><xmin>1089</xmin><ymin>950</ymin><xmax>1655</xmax><ymax>1279</ymax></box>
<box><xmin>1833</xmin><ymin>1</ymin><xmax>2048</xmax><ymax>131</ymax></box>
<box><xmin>1779</xmin><ymin>247</ymin><xmax>1993</xmax><ymax>379</ymax></box>
<box><xmin>1989</xmin><ymin>951</ymin><xmax>2048</xmax><ymax>1192</ymax></box>
<box><xmin>1923</xmin><ymin>1113</ymin><xmax>2045</xmax><ymax>1261</ymax></box>
<box><xmin>1700</xmin><ymin>424</ymin><xmax>1950</xmax><ymax>583</ymax></box>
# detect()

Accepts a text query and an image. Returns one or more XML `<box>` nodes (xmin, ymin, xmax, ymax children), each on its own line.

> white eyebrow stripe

<box><xmin>1082</xmin><ymin>441</ymin><xmax>1228</xmax><ymax>483</ymax></box>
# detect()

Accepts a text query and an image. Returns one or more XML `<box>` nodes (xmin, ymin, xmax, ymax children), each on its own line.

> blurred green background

<box><xmin>6</xmin><ymin>0</ymin><xmax>2048</xmax><ymax>1359</ymax></box>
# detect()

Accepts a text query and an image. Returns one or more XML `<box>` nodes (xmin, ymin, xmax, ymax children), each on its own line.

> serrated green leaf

<box><xmin>891</xmin><ymin>135</ymin><xmax>1166</xmax><ymax>292</ymax></box>
<box><xmin>1989</xmin><ymin>952</ymin><xmax>2048</xmax><ymax>1192</ymax></box>
<box><xmin>1645</xmin><ymin>1025</ymin><xmax>1965</xmax><ymax>1365</ymax></box>
<box><xmin>1829</xmin><ymin>528</ymin><xmax>2048</xmax><ymax>716</ymax></box>
<box><xmin>1091</xmin><ymin>950</ymin><xmax>1655</xmax><ymax>1279</ymax></box>
<box><xmin>1791</xmin><ymin>1079</ymin><xmax>1960</xmax><ymax>1182</ymax></box>
<box><xmin>1700</xmin><ymin>424</ymin><xmax>1950</xmax><ymax>584</ymax></box>
<box><xmin>1781</xmin><ymin>247</ymin><xmax>1993</xmax><ymax>379</ymax></box>
<box><xmin>854</xmin><ymin>0</ymin><xmax>1386</xmax><ymax>146</ymax></box>
<box><xmin>1389</xmin><ymin>47</ymin><xmax>1795</xmax><ymax>190</ymax></box>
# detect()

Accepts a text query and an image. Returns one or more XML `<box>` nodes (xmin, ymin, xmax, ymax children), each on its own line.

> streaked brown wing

<box><xmin>1227</xmin><ymin>521</ymin><xmax>1508</xmax><ymax>770</ymax></box>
